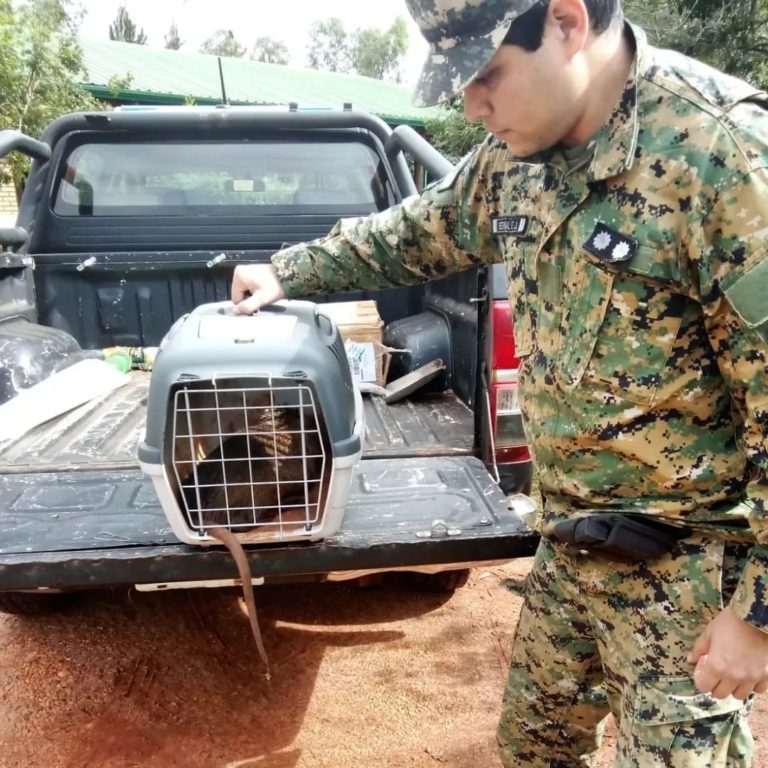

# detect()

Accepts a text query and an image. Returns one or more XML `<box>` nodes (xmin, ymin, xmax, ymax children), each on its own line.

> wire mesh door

<box><xmin>169</xmin><ymin>378</ymin><xmax>328</xmax><ymax>537</ymax></box>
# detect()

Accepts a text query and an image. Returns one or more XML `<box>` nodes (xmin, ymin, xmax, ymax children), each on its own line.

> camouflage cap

<box><xmin>407</xmin><ymin>0</ymin><xmax>541</xmax><ymax>107</ymax></box>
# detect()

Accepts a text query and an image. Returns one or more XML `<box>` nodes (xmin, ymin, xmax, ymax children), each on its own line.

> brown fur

<box><xmin>180</xmin><ymin>407</ymin><xmax>323</xmax><ymax>531</ymax></box>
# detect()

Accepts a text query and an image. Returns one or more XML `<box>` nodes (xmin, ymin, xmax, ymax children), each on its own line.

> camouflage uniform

<box><xmin>271</xmin><ymin>23</ymin><xmax>768</xmax><ymax>768</ymax></box>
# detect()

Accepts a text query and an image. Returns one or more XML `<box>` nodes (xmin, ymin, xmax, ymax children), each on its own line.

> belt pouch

<box><xmin>551</xmin><ymin>514</ymin><xmax>690</xmax><ymax>563</ymax></box>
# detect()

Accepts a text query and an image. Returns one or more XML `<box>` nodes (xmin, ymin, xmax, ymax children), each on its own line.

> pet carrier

<box><xmin>138</xmin><ymin>301</ymin><xmax>364</xmax><ymax>546</ymax></box>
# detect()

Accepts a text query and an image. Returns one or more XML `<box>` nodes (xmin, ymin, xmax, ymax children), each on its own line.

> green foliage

<box><xmin>623</xmin><ymin>0</ymin><xmax>768</xmax><ymax>88</ymax></box>
<box><xmin>108</xmin><ymin>3</ymin><xmax>147</xmax><ymax>45</ymax></box>
<box><xmin>306</xmin><ymin>16</ymin><xmax>409</xmax><ymax>81</ymax></box>
<box><xmin>199</xmin><ymin>29</ymin><xmax>247</xmax><ymax>58</ymax></box>
<box><xmin>106</xmin><ymin>73</ymin><xmax>134</xmax><ymax>98</ymax></box>
<box><xmin>0</xmin><ymin>0</ymin><xmax>13</xmax><ymax>70</ymax></box>
<box><xmin>250</xmin><ymin>36</ymin><xmax>290</xmax><ymax>65</ymax></box>
<box><xmin>352</xmin><ymin>17</ymin><xmax>408</xmax><ymax>81</ymax></box>
<box><xmin>0</xmin><ymin>0</ymin><xmax>104</xmax><ymax>194</ymax></box>
<box><xmin>424</xmin><ymin>98</ymin><xmax>486</xmax><ymax>164</ymax></box>
<box><xmin>164</xmin><ymin>20</ymin><xmax>183</xmax><ymax>51</ymax></box>
<box><xmin>307</xmin><ymin>18</ymin><xmax>351</xmax><ymax>73</ymax></box>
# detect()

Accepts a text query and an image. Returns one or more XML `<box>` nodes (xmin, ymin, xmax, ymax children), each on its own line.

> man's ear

<box><xmin>547</xmin><ymin>0</ymin><xmax>590</xmax><ymax>57</ymax></box>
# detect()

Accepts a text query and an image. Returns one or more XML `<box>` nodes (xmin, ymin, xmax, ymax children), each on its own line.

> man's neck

<box><xmin>562</xmin><ymin>24</ymin><xmax>635</xmax><ymax>148</ymax></box>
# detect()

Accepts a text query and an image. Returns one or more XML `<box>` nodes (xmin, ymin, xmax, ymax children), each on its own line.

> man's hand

<box><xmin>231</xmin><ymin>264</ymin><xmax>286</xmax><ymax>315</ymax></box>
<box><xmin>689</xmin><ymin>606</ymin><xmax>768</xmax><ymax>700</ymax></box>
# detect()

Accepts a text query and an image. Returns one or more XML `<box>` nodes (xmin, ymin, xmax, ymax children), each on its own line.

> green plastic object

<box><xmin>104</xmin><ymin>352</ymin><xmax>132</xmax><ymax>374</ymax></box>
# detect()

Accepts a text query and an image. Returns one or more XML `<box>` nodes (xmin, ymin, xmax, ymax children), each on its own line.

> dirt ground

<box><xmin>0</xmin><ymin>559</ymin><xmax>765</xmax><ymax>768</ymax></box>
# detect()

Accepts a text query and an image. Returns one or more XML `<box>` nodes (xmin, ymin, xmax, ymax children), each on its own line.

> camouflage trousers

<box><xmin>497</xmin><ymin>534</ymin><xmax>755</xmax><ymax>767</ymax></box>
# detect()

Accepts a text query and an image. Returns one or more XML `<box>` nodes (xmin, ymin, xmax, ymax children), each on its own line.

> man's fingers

<box><xmin>231</xmin><ymin>268</ymin><xmax>254</xmax><ymax>305</ymax></box>
<box><xmin>233</xmin><ymin>293</ymin><xmax>265</xmax><ymax>315</ymax></box>
<box><xmin>693</xmin><ymin>655</ymin><xmax>766</xmax><ymax>700</ymax></box>
<box><xmin>693</xmin><ymin>655</ymin><xmax>719</xmax><ymax>695</ymax></box>
<box><xmin>230</xmin><ymin>264</ymin><xmax>285</xmax><ymax>314</ymax></box>
<box><xmin>231</xmin><ymin>287</ymin><xmax>251</xmax><ymax>305</ymax></box>
<box><xmin>231</xmin><ymin>282</ymin><xmax>248</xmax><ymax>306</ymax></box>
<box><xmin>689</xmin><ymin>608</ymin><xmax>768</xmax><ymax>700</ymax></box>
<box><xmin>710</xmin><ymin>679</ymin><xmax>736</xmax><ymax>700</ymax></box>
<box><xmin>732</xmin><ymin>682</ymin><xmax>757</xmax><ymax>701</ymax></box>
<box><xmin>688</xmin><ymin>629</ymin><xmax>711</xmax><ymax>664</ymax></box>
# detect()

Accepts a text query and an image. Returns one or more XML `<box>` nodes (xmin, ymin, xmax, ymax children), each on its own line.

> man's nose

<box><xmin>463</xmin><ymin>82</ymin><xmax>491</xmax><ymax>122</ymax></box>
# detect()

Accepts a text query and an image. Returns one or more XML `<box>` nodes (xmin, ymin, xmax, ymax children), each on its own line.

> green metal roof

<box><xmin>77</xmin><ymin>39</ymin><xmax>439</xmax><ymax>127</ymax></box>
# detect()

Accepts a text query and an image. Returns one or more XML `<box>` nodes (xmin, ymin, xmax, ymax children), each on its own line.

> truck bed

<box><xmin>0</xmin><ymin>373</ymin><xmax>536</xmax><ymax>594</ymax></box>
<box><xmin>0</xmin><ymin>372</ymin><xmax>475</xmax><ymax>474</ymax></box>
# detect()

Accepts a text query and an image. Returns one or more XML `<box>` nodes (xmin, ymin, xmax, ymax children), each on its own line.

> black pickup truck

<box><xmin>0</xmin><ymin>107</ymin><xmax>536</xmax><ymax>613</ymax></box>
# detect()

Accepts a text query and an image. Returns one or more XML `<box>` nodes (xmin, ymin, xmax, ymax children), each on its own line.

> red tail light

<box><xmin>489</xmin><ymin>301</ymin><xmax>530</xmax><ymax>464</ymax></box>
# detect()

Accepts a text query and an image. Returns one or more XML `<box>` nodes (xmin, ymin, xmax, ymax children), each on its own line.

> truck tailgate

<box><xmin>0</xmin><ymin>457</ymin><xmax>537</xmax><ymax>590</ymax></box>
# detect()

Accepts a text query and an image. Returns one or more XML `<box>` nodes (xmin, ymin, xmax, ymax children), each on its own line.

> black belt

<box><xmin>550</xmin><ymin>514</ymin><xmax>693</xmax><ymax>563</ymax></box>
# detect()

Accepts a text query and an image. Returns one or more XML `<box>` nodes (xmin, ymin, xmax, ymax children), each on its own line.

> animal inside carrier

<box><xmin>138</xmin><ymin>301</ymin><xmax>364</xmax><ymax>546</ymax></box>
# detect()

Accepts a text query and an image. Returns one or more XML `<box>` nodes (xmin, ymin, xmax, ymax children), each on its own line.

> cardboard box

<box><xmin>319</xmin><ymin>301</ymin><xmax>390</xmax><ymax>386</ymax></box>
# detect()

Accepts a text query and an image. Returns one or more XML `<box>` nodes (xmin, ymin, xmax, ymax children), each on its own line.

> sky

<box><xmin>75</xmin><ymin>0</ymin><xmax>431</xmax><ymax>85</ymax></box>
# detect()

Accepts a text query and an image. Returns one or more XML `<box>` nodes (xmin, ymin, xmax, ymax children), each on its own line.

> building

<box><xmin>0</xmin><ymin>164</ymin><xmax>17</xmax><ymax>229</ymax></box>
<box><xmin>0</xmin><ymin>40</ymin><xmax>440</xmax><ymax>225</ymax></box>
<box><xmin>77</xmin><ymin>40</ymin><xmax>438</xmax><ymax>128</ymax></box>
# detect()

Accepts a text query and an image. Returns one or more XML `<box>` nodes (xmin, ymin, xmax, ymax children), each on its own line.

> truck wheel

<box><xmin>409</xmin><ymin>569</ymin><xmax>471</xmax><ymax>594</ymax></box>
<box><xmin>0</xmin><ymin>591</ymin><xmax>74</xmax><ymax>616</ymax></box>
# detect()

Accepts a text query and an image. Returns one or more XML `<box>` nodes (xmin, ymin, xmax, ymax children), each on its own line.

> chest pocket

<box><xmin>501</xmin><ymin>233</ymin><xmax>538</xmax><ymax>358</ymax></box>
<box><xmin>495</xmin><ymin>164</ymin><xmax>551</xmax><ymax>359</ymax></box>
<box><xmin>559</xmin><ymin>246</ymin><xmax>687</xmax><ymax>405</ymax></box>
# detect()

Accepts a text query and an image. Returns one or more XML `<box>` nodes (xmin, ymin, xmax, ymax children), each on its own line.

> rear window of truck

<box><xmin>53</xmin><ymin>140</ymin><xmax>390</xmax><ymax>215</ymax></box>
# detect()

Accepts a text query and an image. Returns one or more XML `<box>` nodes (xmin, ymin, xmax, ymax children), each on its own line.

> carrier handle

<box><xmin>313</xmin><ymin>306</ymin><xmax>342</xmax><ymax>350</ymax></box>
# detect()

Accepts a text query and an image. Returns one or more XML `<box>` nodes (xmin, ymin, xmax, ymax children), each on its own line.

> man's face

<box><xmin>463</xmin><ymin>7</ymin><xmax>589</xmax><ymax>156</ymax></box>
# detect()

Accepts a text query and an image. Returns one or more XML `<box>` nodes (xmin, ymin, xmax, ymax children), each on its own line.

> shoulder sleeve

<box><xmin>272</xmin><ymin>139</ymin><xmax>504</xmax><ymax>298</ymax></box>
<box><xmin>692</xmin><ymin>166</ymin><xmax>768</xmax><ymax>630</ymax></box>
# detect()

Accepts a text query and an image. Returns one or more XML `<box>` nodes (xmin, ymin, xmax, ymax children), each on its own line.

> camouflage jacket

<box><xmin>272</xmin><ymin>27</ymin><xmax>768</xmax><ymax>631</ymax></box>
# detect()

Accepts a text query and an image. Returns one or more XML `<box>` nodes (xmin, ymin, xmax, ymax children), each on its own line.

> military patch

<box><xmin>584</xmin><ymin>223</ymin><xmax>638</xmax><ymax>264</ymax></box>
<box><xmin>724</xmin><ymin>258</ymin><xmax>768</xmax><ymax>343</ymax></box>
<box><xmin>492</xmin><ymin>216</ymin><xmax>530</xmax><ymax>236</ymax></box>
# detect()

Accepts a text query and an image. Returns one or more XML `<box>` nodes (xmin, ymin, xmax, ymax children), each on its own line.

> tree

<box><xmin>0</xmin><ymin>0</ymin><xmax>103</xmax><ymax>198</ymax></box>
<box><xmin>199</xmin><ymin>29</ymin><xmax>247</xmax><ymax>58</ymax></box>
<box><xmin>623</xmin><ymin>0</ymin><xmax>768</xmax><ymax>88</ymax></box>
<box><xmin>0</xmin><ymin>0</ymin><xmax>12</xmax><ymax>63</ymax></box>
<box><xmin>108</xmin><ymin>3</ymin><xmax>147</xmax><ymax>45</ymax></box>
<box><xmin>424</xmin><ymin>98</ymin><xmax>486</xmax><ymax>164</ymax></box>
<box><xmin>164</xmin><ymin>20</ymin><xmax>183</xmax><ymax>50</ymax></box>
<box><xmin>351</xmin><ymin>16</ymin><xmax>408</xmax><ymax>81</ymax></box>
<box><xmin>250</xmin><ymin>36</ymin><xmax>290</xmax><ymax>65</ymax></box>
<box><xmin>106</xmin><ymin>73</ymin><xmax>134</xmax><ymax>98</ymax></box>
<box><xmin>307</xmin><ymin>16</ymin><xmax>409</xmax><ymax>81</ymax></box>
<box><xmin>307</xmin><ymin>18</ymin><xmax>351</xmax><ymax>73</ymax></box>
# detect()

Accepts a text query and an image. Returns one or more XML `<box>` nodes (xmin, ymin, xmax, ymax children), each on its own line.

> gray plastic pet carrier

<box><xmin>138</xmin><ymin>301</ymin><xmax>364</xmax><ymax>545</ymax></box>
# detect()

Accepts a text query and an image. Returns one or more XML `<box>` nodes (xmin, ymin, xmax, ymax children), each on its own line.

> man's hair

<box><xmin>503</xmin><ymin>0</ymin><xmax>622</xmax><ymax>50</ymax></box>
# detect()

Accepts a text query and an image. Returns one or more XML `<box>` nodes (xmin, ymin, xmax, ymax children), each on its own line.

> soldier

<box><xmin>231</xmin><ymin>0</ymin><xmax>768</xmax><ymax>764</ymax></box>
